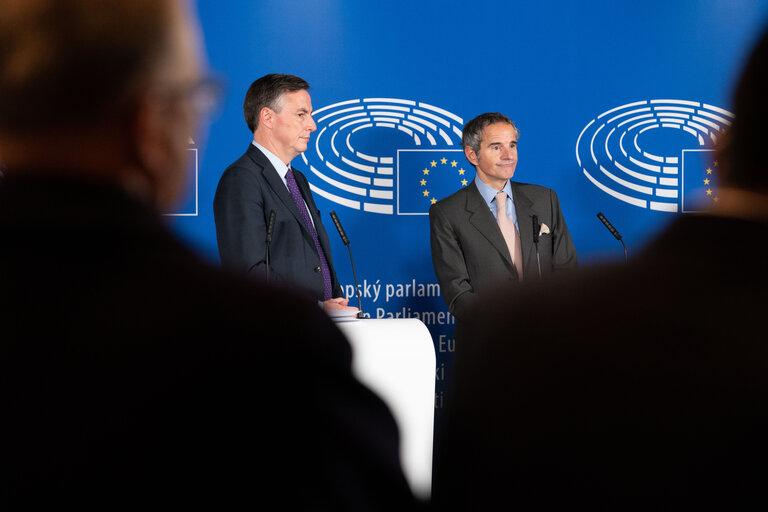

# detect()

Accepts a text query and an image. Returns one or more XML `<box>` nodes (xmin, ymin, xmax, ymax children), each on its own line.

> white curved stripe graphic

<box><xmin>298</xmin><ymin>97</ymin><xmax>464</xmax><ymax>215</ymax></box>
<box><xmin>576</xmin><ymin>99</ymin><xmax>732</xmax><ymax>212</ymax></box>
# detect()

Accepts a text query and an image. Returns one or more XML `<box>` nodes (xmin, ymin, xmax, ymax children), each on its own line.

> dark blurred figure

<box><xmin>0</xmin><ymin>1</ymin><xmax>420</xmax><ymax>509</ymax></box>
<box><xmin>432</xmin><ymin>27</ymin><xmax>768</xmax><ymax>510</ymax></box>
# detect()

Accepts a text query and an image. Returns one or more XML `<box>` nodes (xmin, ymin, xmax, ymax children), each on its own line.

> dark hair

<box><xmin>462</xmin><ymin>112</ymin><xmax>519</xmax><ymax>154</ymax></box>
<box><xmin>718</xmin><ymin>26</ymin><xmax>768</xmax><ymax>192</ymax></box>
<box><xmin>0</xmin><ymin>0</ymin><xmax>171</xmax><ymax>133</ymax></box>
<box><xmin>243</xmin><ymin>74</ymin><xmax>310</xmax><ymax>133</ymax></box>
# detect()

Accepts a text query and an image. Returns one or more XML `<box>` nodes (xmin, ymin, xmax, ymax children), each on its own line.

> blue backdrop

<box><xmin>169</xmin><ymin>0</ymin><xmax>768</xmax><ymax>419</ymax></box>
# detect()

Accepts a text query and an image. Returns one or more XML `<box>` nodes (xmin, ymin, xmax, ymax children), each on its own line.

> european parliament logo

<box><xmin>576</xmin><ymin>99</ymin><xmax>732</xmax><ymax>213</ymax></box>
<box><xmin>297</xmin><ymin>98</ymin><xmax>466</xmax><ymax>215</ymax></box>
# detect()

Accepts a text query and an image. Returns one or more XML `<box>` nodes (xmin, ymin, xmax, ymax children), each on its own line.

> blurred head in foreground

<box><xmin>0</xmin><ymin>0</ymin><xmax>216</xmax><ymax>210</ymax></box>
<box><xmin>714</xmin><ymin>25</ymin><xmax>768</xmax><ymax>219</ymax></box>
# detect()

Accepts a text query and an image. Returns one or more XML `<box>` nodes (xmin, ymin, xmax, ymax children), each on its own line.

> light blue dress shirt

<box><xmin>474</xmin><ymin>176</ymin><xmax>519</xmax><ymax>230</ymax></box>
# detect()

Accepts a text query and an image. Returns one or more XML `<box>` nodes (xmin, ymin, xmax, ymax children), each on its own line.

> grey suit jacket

<box><xmin>213</xmin><ymin>144</ymin><xmax>343</xmax><ymax>301</ymax></box>
<box><xmin>429</xmin><ymin>180</ymin><xmax>577</xmax><ymax>319</ymax></box>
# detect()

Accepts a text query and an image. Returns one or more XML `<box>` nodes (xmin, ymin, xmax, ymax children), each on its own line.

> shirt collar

<box><xmin>252</xmin><ymin>141</ymin><xmax>291</xmax><ymax>180</ymax></box>
<box><xmin>474</xmin><ymin>175</ymin><xmax>513</xmax><ymax>208</ymax></box>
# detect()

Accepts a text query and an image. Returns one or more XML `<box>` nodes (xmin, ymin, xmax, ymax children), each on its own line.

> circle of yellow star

<box><xmin>440</xmin><ymin>157</ymin><xmax>447</xmax><ymax>164</ymax></box>
<box><xmin>423</xmin><ymin>168</ymin><xmax>429</xmax><ymax>175</ymax></box>
<box><xmin>430</xmin><ymin>160</ymin><xmax>437</xmax><ymax>167</ymax></box>
<box><xmin>423</xmin><ymin>190</ymin><xmax>430</xmax><ymax>197</ymax></box>
<box><xmin>420</xmin><ymin>179</ymin><xmax>427</xmax><ymax>186</ymax></box>
<box><xmin>458</xmin><ymin>168</ymin><xmax>465</xmax><ymax>175</ymax></box>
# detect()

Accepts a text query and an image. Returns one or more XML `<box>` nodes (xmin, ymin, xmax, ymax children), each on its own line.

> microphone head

<box><xmin>329</xmin><ymin>210</ymin><xmax>350</xmax><ymax>245</ymax></box>
<box><xmin>531</xmin><ymin>214</ymin><xmax>540</xmax><ymax>243</ymax></box>
<box><xmin>266</xmin><ymin>210</ymin><xmax>276</xmax><ymax>243</ymax></box>
<box><xmin>596</xmin><ymin>212</ymin><xmax>622</xmax><ymax>240</ymax></box>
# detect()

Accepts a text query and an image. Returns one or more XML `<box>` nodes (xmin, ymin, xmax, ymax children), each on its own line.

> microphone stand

<box><xmin>346</xmin><ymin>244</ymin><xmax>365</xmax><ymax>318</ymax></box>
<box><xmin>330</xmin><ymin>211</ymin><xmax>365</xmax><ymax>319</ymax></box>
<box><xmin>265</xmin><ymin>210</ymin><xmax>276</xmax><ymax>282</ymax></box>
<box><xmin>531</xmin><ymin>214</ymin><xmax>542</xmax><ymax>278</ymax></box>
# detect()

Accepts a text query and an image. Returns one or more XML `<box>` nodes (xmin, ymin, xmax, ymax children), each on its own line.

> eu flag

<box><xmin>681</xmin><ymin>149</ymin><xmax>719</xmax><ymax>213</ymax></box>
<box><xmin>397</xmin><ymin>149</ymin><xmax>469</xmax><ymax>215</ymax></box>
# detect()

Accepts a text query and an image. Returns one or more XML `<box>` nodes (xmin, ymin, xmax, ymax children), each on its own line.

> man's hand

<box><xmin>323</xmin><ymin>297</ymin><xmax>356</xmax><ymax>311</ymax></box>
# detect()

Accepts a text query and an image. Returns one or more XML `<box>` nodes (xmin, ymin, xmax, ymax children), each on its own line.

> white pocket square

<box><xmin>539</xmin><ymin>223</ymin><xmax>550</xmax><ymax>236</ymax></box>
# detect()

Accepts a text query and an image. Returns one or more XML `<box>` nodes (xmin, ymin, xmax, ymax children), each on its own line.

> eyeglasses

<box><xmin>153</xmin><ymin>75</ymin><xmax>226</xmax><ymax>118</ymax></box>
<box><xmin>187</xmin><ymin>76</ymin><xmax>225</xmax><ymax>117</ymax></box>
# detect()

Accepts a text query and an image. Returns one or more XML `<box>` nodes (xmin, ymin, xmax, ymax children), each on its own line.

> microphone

<box><xmin>266</xmin><ymin>210</ymin><xmax>276</xmax><ymax>244</ymax></box>
<box><xmin>265</xmin><ymin>210</ymin><xmax>276</xmax><ymax>281</ymax></box>
<box><xmin>531</xmin><ymin>214</ymin><xmax>542</xmax><ymax>278</ymax></box>
<box><xmin>329</xmin><ymin>211</ymin><xmax>365</xmax><ymax>318</ymax></box>
<box><xmin>596</xmin><ymin>212</ymin><xmax>628</xmax><ymax>263</ymax></box>
<box><xmin>330</xmin><ymin>210</ymin><xmax>350</xmax><ymax>246</ymax></box>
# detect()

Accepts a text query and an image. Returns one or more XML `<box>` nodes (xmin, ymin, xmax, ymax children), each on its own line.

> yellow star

<box><xmin>440</xmin><ymin>157</ymin><xmax>447</xmax><ymax>164</ymax></box>
<box><xmin>706</xmin><ymin>168</ymin><xmax>712</xmax><ymax>174</ymax></box>
<box><xmin>706</xmin><ymin>189</ymin><xmax>712</xmax><ymax>196</ymax></box>
<box><xmin>458</xmin><ymin>168</ymin><xmax>465</xmax><ymax>175</ymax></box>
<box><xmin>420</xmin><ymin>179</ymin><xmax>427</xmax><ymax>186</ymax></box>
<box><xmin>430</xmin><ymin>160</ymin><xmax>437</xmax><ymax>167</ymax></box>
<box><xmin>461</xmin><ymin>179</ymin><xmax>468</xmax><ymax>186</ymax></box>
<box><xmin>704</xmin><ymin>178</ymin><xmax>710</xmax><ymax>185</ymax></box>
<box><xmin>713</xmin><ymin>196</ymin><xmax>720</xmax><ymax>202</ymax></box>
<box><xmin>451</xmin><ymin>160</ymin><xmax>458</xmax><ymax>167</ymax></box>
<box><xmin>423</xmin><ymin>168</ymin><xmax>429</xmax><ymax>175</ymax></box>
<box><xmin>423</xmin><ymin>190</ymin><xmax>430</xmax><ymax>197</ymax></box>
<box><xmin>430</xmin><ymin>198</ymin><xmax>437</xmax><ymax>204</ymax></box>
<box><xmin>714</xmin><ymin>160</ymin><xmax>719</xmax><ymax>167</ymax></box>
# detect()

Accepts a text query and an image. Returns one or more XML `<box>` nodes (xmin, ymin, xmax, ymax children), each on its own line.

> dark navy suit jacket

<box><xmin>214</xmin><ymin>144</ymin><xmax>343</xmax><ymax>300</ymax></box>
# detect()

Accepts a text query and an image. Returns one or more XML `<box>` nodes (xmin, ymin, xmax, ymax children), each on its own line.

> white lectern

<box><xmin>336</xmin><ymin>318</ymin><xmax>436</xmax><ymax>500</ymax></box>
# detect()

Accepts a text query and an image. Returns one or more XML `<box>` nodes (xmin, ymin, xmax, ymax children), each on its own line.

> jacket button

<box><xmin>314</xmin><ymin>267</ymin><xmax>321</xmax><ymax>273</ymax></box>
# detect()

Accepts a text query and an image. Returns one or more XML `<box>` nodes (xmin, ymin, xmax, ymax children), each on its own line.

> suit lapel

<box><xmin>246</xmin><ymin>145</ymin><xmax>314</xmax><ymax>246</ymax></box>
<box><xmin>511</xmin><ymin>181</ymin><xmax>535</xmax><ymax>269</ymax></box>
<box><xmin>465</xmin><ymin>182</ymin><xmax>514</xmax><ymax>267</ymax></box>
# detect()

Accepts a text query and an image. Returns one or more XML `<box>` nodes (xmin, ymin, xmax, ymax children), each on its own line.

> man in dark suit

<box><xmin>0</xmin><ymin>1</ymin><xmax>419</xmax><ymax>509</ymax></box>
<box><xmin>432</xmin><ymin>26</ymin><xmax>768</xmax><ymax>509</ymax></box>
<box><xmin>429</xmin><ymin>112</ymin><xmax>577</xmax><ymax>321</ymax></box>
<box><xmin>214</xmin><ymin>74</ymin><xmax>351</xmax><ymax>310</ymax></box>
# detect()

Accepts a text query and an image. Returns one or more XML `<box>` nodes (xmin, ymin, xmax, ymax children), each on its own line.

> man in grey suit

<box><xmin>214</xmin><ymin>74</ymin><xmax>351</xmax><ymax>310</ymax></box>
<box><xmin>432</xmin><ymin>25</ymin><xmax>768</xmax><ymax>508</ymax></box>
<box><xmin>429</xmin><ymin>112</ymin><xmax>577</xmax><ymax>321</ymax></box>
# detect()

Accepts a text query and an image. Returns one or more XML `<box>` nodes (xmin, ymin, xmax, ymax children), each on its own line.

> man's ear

<box><xmin>464</xmin><ymin>145</ymin><xmax>479</xmax><ymax>167</ymax></box>
<box><xmin>128</xmin><ymin>93</ymin><xmax>181</xmax><ymax>210</ymax></box>
<box><xmin>132</xmin><ymin>95</ymin><xmax>164</xmax><ymax>181</ymax></box>
<box><xmin>259</xmin><ymin>106</ymin><xmax>274</xmax><ymax>129</ymax></box>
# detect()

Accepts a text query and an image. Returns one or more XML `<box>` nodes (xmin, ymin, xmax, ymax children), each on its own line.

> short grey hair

<box><xmin>462</xmin><ymin>112</ymin><xmax>520</xmax><ymax>154</ymax></box>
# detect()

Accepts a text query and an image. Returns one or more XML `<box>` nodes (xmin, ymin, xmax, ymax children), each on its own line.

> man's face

<box><xmin>140</xmin><ymin>0</ymin><xmax>206</xmax><ymax>209</ymax></box>
<box><xmin>269</xmin><ymin>89</ymin><xmax>316</xmax><ymax>163</ymax></box>
<box><xmin>465</xmin><ymin>122</ymin><xmax>518</xmax><ymax>189</ymax></box>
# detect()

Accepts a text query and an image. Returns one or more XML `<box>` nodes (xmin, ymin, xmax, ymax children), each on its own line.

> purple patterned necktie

<box><xmin>285</xmin><ymin>168</ymin><xmax>333</xmax><ymax>300</ymax></box>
